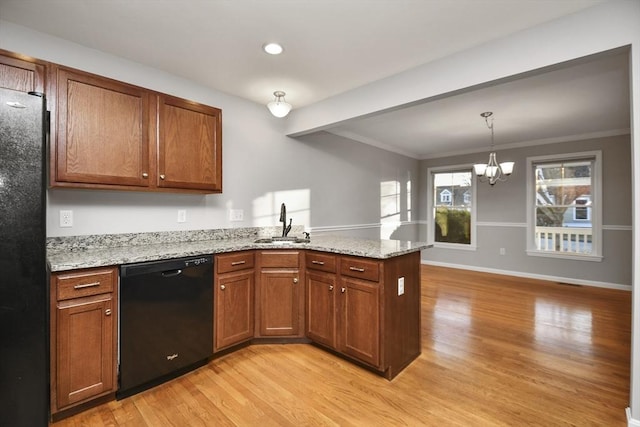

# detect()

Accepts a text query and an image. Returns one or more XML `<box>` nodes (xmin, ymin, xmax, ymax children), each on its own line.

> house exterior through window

<box><xmin>526</xmin><ymin>151</ymin><xmax>602</xmax><ymax>260</ymax></box>
<box><xmin>439</xmin><ymin>189</ymin><xmax>452</xmax><ymax>204</ymax></box>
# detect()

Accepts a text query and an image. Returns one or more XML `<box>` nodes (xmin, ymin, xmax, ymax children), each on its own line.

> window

<box><xmin>526</xmin><ymin>151</ymin><xmax>602</xmax><ymax>260</ymax></box>
<box><xmin>427</xmin><ymin>166</ymin><xmax>475</xmax><ymax>248</ymax></box>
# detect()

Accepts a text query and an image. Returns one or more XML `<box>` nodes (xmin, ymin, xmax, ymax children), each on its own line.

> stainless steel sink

<box><xmin>254</xmin><ymin>237</ymin><xmax>310</xmax><ymax>244</ymax></box>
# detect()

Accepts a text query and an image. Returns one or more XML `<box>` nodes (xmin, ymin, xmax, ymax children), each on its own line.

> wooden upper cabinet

<box><xmin>50</xmin><ymin>64</ymin><xmax>222</xmax><ymax>193</ymax></box>
<box><xmin>0</xmin><ymin>50</ymin><xmax>46</xmax><ymax>93</ymax></box>
<box><xmin>157</xmin><ymin>95</ymin><xmax>222</xmax><ymax>192</ymax></box>
<box><xmin>54</xmin><ymin>67</ymin><xmax>151</xmax><ymax>187</ymax></box>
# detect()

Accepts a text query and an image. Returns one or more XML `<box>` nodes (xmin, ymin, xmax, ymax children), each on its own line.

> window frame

<box><xmin>427</xmin><ymin>164</ymin><xmax>477</xmax><ymax>250</ymax></box>
<box><xmin>525</xmin><ymin>150</ymin><xmax>602</xmax><ymax>261</ymax></box>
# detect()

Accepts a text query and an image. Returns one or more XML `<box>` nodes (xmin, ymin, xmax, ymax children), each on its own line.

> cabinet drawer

<box><xmin>55</xmin><ymin>267</ymin><xmax>117</xmax><ymax>301</ymax></box>
<box><xmin>259</xmin><ymin>251</ymin><xmax>300</xmax><ymax>268</ymax></box>
<box><xmin>217</xmin><ymin>251</ymin><xmax>255</xmax><ymax>274</ymax></box>
<box><xmin>340</xmin><ymin>257</ymin><xmax>380</xmax><ymax>282</ymax></box>
<box><xmin>305</xmin><ymin>252</ymin><xmax>337</xmax><ymax>273</ymax></box>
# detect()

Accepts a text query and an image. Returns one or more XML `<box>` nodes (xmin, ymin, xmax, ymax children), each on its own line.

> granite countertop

<box><xmin>47</xmin><ymin>227</ymin><xmax>429</xmax><ymax>272</ymax></box>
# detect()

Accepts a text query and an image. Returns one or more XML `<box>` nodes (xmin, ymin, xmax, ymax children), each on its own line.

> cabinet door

<box><xmin>56</xmin><ymin>295</ymin><xmax>115</xmax><ymax>408</ymax></box>
<box><xmin>0</xmin><ymin>52</ymin><xmax>46</xmax><ymax>93</ymax></box>
<box><xmin>215</xmin><ymin>270</ymin><xmax>254</xmax><ymax>351</ymax></box>
<box><xmin>258</xmin><ymin>270</ymin><xmax>300</xmax><ymax>336</ymax></box>
<box><xmin>339</xmin><ymin>277</ymin><xmax>381</xmax><ymax>368</ymax></box>
<box><xmin>157</xmin><ymin>95</ymin><xmax>222</xmax><ymax>192</ymax></box>
<box><xmin>306</xmin><ymin>271</ymin><xmax>336</xmax><ymax>348</ymax></box>
<box><xmin>55</xmin><ymin>67</ymin><xmax>150</xmax><ymax>187</ymax></box>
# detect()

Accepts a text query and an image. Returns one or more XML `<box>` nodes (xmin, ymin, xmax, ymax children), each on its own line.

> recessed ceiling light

<box><xmin>263</xmin><ymin>42</ymin><xmax>284</xmax><ymax>55</ymax></box>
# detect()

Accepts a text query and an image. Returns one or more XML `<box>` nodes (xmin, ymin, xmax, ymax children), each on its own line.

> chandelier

<box><xmin>473</xmin><ymin>112</ymin><xmax>514</xmax><ymax>185</ymax></box>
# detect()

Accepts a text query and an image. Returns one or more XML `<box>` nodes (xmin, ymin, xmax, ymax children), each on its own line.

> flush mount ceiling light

<box><xmin>263</xmin><ymin>42</ymin><xmax>284</xmax><ymax>55</ymax></box>
<box><xmin>267</xmin><ymin>91</ymin><xmax>292</xmax><ymax>118</ymax></box>
<box><xmin>473</xmin><ymin>112</ymin><xmax>514</xmax><ymax>186</ymax></box>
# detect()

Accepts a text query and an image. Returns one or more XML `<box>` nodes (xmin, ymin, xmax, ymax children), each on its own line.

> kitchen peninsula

<box><xmin>47</xmin><ymin>227</ymin><xmax>427</xmax><ymax>419</ymax></box>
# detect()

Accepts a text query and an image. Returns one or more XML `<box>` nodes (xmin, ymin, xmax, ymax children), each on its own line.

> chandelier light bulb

<box><xmin>267</xmin><ymin>91</ymin><xmax>292</xmax><ymax>118</ymax></box>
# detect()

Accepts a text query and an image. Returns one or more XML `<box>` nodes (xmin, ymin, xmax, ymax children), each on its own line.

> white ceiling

<box><xmin>0</xmin><ymin>0</ymin><xmax>630</xmax><ymax>159</ymax></box>
<box><xmin>328</xmin><ymin>50</ymin><xmax>631</xmax><ymax>158</ymax></box>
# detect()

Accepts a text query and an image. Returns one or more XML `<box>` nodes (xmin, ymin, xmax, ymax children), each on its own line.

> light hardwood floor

<box><xmin>51</xmin><ymin>265</ymin><xmax>632</xmax><ymax>426</ymax></box>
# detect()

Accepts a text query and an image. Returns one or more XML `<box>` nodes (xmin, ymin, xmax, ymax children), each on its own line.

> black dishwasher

<box><xmin>118</xmin><ymin>255</ymin><xmax>213</xmax><ymax>399</ymax></box>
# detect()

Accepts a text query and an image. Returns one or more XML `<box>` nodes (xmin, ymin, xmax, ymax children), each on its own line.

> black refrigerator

<box><xmin>0</xmin><ymin>88</ymin><xmax>48</xmax><ymax>426</ymax></box>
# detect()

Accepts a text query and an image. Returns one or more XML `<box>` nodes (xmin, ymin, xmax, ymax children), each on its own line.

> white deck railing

<box><xmin>535</xmin><ymin>226</ymin><xmax>592</xmax><ymax>254</ymax></box>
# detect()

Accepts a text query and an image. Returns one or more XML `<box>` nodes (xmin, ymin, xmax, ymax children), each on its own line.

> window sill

<box><xmin>431</xmin><ymin>242</ymin><xmax>477</xmax><ymax>251</ymax></box>
<box><xmin>526</xmin><ymin>249</ymin><xmax>603</xmax><ymax>262</ymax></box>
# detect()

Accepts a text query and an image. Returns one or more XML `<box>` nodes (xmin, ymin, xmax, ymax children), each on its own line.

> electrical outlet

<box><xmin>60</xmin><ymin>210</ymin><xmax>73</xmax><ymax>228</ymax></box>
<box><xmin>397</xmin><ymin>276</ymin><xmax>405</xmax><ymax>296</ymax></box>
<box><xmin>177</xmin><ymin>210</ymin><xmax>187</xmax><ymax>223</ymax></box>
<box><xmin>499</xmin><ymin>247</ymin><xmax>506</xmax><ymax>255</ymax></box>
<box><xmin>228</xmin><ymin>209</ymin><xmax>244</xmax><ymax>222</ymax></box>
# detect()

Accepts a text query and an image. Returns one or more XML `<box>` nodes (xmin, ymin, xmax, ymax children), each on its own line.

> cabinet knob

<box><xmin>160</xmin><ymin>174</ymin><xmax>166</xmax><ymax>180</ymax></box>
<box><xmin>105</xmin><ymin>308</ymin><xmax>112</xmax><ymax>316</ymax></box>
<box><xmin>341</xmin><ymin>287</ymin><xmax>346</xmax><ymax>293</ymax></box>
<box><xmin>293</xmin><ymin>278</ymin><xmax>299</xmax><ymax>284</ymax></box>
<box><xmin>329</xmin><ymin>285</ymin><xmax>334</xmax><ymax>291</ymax></box>
<box><xmin>220</xmin><ymin>285</ymin><xmax>226</xmax><ymax>290</ymax></box>
<box><xmin>142</xmin><ymin>172</ymin><xmax>149</xmax><ymax>178</ymax></box>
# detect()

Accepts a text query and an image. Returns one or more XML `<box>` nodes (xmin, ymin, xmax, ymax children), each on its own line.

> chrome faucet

<box><xmin>280</xmin><ymin>203</ymin><xmax>292</xmax><ymax>237</ymax></box>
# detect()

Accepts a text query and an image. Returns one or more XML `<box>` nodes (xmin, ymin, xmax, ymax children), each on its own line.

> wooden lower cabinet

<box><xmin>50</xmin><ymin>267</ymin><xmax>118</xmax><ymax>415</ymax></box>
<box><xmin>256</xmin><ymin>251</ymin><xmax>303</xmax><ymax>337</ymax></box>
<box><xmin>305</xmin><ymin>251</ymin><xmax>421</xmax><ymax>379</ymax></box>
<box><xmin>214</xmin><ymin>252</ymin><xmax>255</xmax><ymax>351</ymax></box>
<box><xmin>306</xmin><ymin>270</ymin><xmax>337</xmax><ymax>347</ymax></box>
<box><xmin>339</xmin><ymin>276</ymin><xmax>381</xmax><ymax>367</ymax></box>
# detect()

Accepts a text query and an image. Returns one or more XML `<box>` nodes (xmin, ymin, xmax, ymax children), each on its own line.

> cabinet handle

<box><xmin>142</xmin><ymin>172</ymin><xmax>149</xmax><ymax>178</ymax></box>
<box><xmin>341</xmin><ymin>287</ymin><xmax>346</xmax><ymax>293</ymax></box>
<box><xmin>160</xmin><ymin>174</ymin><xmax>166</xmax><ymax>180</ymax></box>
<box><xmin>220</xmin><ymin>285</ymin><xmax>226</xmax><ymax>290</ymax></box>
<box><xmin>311</xmin><ymin>260</ymin><xmax>325</xmax><ymax>265</ymax></box>
<box><xmin>293</xmin><ymin>278</ymin><xmax>299</xmax><ymax>284</ymax></box>
<box><xmin>231</xmin><ymin>260</ymin><xmax>246</xmax><ymax>266</ymax></box>
<box><xmin>73</xmin><ymin>281</ymin><xmax>100</xmax><ymax>290</ymax></box>
<box><xmin>105</xmin><ymin>308</ymin><xmax>112</xmax><ymax>316</ymax></box>
<box><xmin>329</xmin><ymin>285</ymin><xmax>334</xmax><ymax>291</ymax></box>
<box><xmin>349</xmin><ymin>266</ymin><xmax>365</xmax><ymax>272</ymax></box>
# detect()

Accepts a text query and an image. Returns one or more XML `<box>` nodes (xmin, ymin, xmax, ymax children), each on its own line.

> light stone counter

<box><xmin>47</xmin><ymin>227</ymin><xmax>428</xmax><ymax>272</ymax></box>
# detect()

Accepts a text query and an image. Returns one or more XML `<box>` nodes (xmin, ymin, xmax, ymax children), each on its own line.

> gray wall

<box><xmin>419</xmin><ymin>134</ymin><xmax>632</xmax><ymax>288</ymax></box>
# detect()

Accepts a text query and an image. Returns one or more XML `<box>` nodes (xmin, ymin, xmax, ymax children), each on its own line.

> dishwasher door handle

<box><xmin>161</xmin><ymin>269</ymin><xmax>183</xmax><ymax>278</ymax></box>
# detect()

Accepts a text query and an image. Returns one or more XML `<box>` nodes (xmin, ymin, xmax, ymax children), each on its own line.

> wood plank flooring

<box><xmin>51</xmin><ymin>265</ymin><xmax>632</xmax><ymax>426</ymax></box>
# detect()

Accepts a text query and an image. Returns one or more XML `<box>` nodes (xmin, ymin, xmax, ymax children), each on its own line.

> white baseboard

<box><xmin>421</xmin><ymin>259</ymin><xmax>631</xmax><ymax>291</ymax></box>
<box><xmin>627</xmin><ymin>408</ymin><xmax>640</xmax><ymax>427</ymax></box>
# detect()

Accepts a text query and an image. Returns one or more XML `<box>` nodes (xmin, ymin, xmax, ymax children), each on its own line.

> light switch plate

<box><xmin>177</xmin><ymin>210</ymin><xmax>187</xmax><ymax>223</ymax></box>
